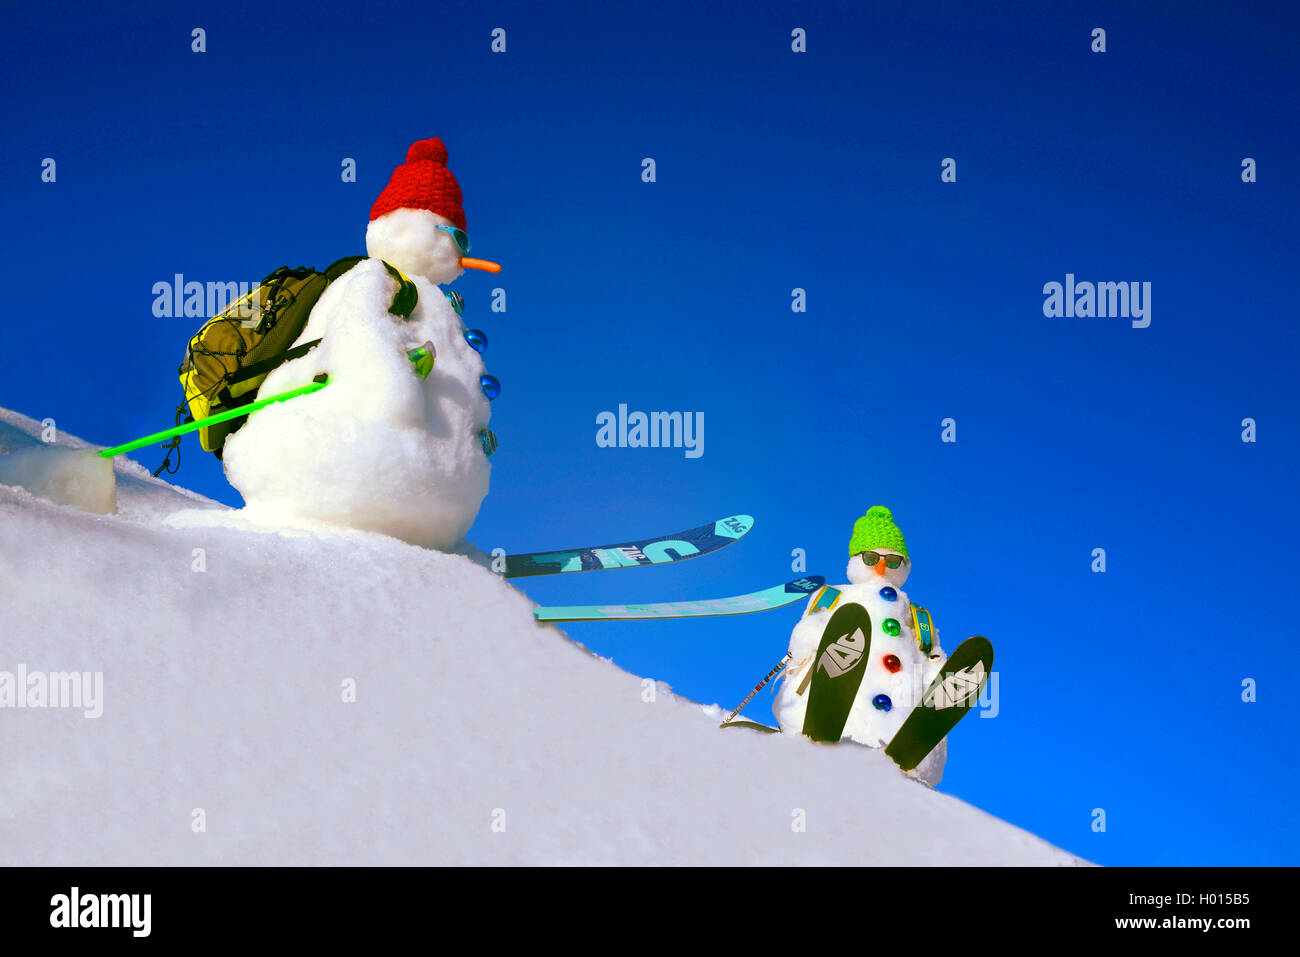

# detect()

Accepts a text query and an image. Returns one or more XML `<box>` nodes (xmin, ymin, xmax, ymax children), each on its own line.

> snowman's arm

<box><xmin>370</xmin><ymin>257</ymin><xmax>420</xmax><ymax>318</ymax></box>
<box><xmin>927</xmin><ymin>616</ymin><xmax>951</xmax><ymax>658</ymax></box>
<box><xmin>781</xmin><ymin>606</ymin><xmax>829</xmax><ymax>695</ymax></box>
<box><xmin>782</xmin><ymin>587</ymin><xmax>851</xmax><ymax>686</ymax></box>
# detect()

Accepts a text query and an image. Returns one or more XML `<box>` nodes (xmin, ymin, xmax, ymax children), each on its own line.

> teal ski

<box><xmin>533</xmin><ymin>576</ymin><xmax>824</xmax><ymax>623</ymax></box>
<box><xmin>505</xmin><ymin>514</ymin><xmax>754</xmax><ymax>579</ymax></box>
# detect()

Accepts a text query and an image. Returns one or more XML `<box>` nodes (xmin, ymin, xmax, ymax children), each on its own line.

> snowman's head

<box><xmin>366</xmin><ymin>138</ymin><xmax>500</xmax><ymax>286</ymax></box>
<box><xmin>846</xmin><ymin>505</ymin><xmax>910</xmax><ymax>586</ymax></box>
<box><xmin>366</xmin><ymin>208</ymin><xmax>467</xmax><ymax>286</ymax></box>
<box><xmin>846</xmin><ymin>549</ymin><xmax>911</xmax><ymax>587</ymax></box>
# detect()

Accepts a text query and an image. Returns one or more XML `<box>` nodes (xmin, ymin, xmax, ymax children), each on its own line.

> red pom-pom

<box><xmin>406</xmin><ymin>138</ymin><xmax>448</xmax><ymax>166</ymax></box>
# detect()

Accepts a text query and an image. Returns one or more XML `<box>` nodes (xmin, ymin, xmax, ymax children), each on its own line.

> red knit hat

<box><xmin>369</xmin><ymin>138</ymin><xmax>467</xmax><ymax>231</ymax></box>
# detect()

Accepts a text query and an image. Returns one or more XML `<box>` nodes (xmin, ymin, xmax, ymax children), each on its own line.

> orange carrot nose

<box><xmin>460</xmin><ymin>257</ymin><xmax>501</xmax><ymax>273</ymax></box>
<box><xmin>874</xmin><ymin>559</ymin><xmax>888</xmax><ymax>575</ymax></box>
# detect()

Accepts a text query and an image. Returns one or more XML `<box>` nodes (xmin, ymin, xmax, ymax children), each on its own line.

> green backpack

<box><xmin>176</xmin><ymin>256</ymin><xmax>417</xmax><ymax>458</ymax></box>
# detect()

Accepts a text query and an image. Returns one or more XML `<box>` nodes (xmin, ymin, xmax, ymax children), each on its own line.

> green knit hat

<box><xmin>848</xmin><ymin>506</ymin><xmax>908</xmax><ymax>559</ymax></box>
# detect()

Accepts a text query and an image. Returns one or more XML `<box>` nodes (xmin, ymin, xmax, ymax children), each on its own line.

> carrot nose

<box><xmin>874</xmin><ymin>558</ymin><xmax>888</xmax><ymax>575</ymax></box>
<box><xmin>460</xmin><ymin>257</ymin><xmax>501</xmax><ymax>273</ymax></box>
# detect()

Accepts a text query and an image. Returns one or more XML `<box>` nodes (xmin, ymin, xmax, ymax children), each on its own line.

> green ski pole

<box><xmin>98</xmin><ymin>377</ymin><xmax>330</xmax><ymax>459</ymax></box>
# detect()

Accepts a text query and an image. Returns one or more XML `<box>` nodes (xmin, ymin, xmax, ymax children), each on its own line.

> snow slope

<box><xmin>0</xmin><ymin>408</ymin><xmax>1087</xmax><ymax>865</ymax></box>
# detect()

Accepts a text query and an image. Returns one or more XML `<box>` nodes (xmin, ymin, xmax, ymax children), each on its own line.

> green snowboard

<box><xmin>884</xmin><ymin>636</ymin><xmax>994</xmax><ymax>771</ymax></box>
<box><xmin>801</xmin><ymin>602</ymin><xmax>873</xmax><ymax>742</ymax></box>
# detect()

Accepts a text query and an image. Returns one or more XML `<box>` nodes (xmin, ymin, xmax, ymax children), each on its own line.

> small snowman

<box><xmin>773</xmin><ymin>506</ymin><xmax>950</xmax><ymax>784</ymax></box>
<box><xmin>222</xmin><ymin>138</ymin><xmax>502</xmax><ymax>549</ymax></box>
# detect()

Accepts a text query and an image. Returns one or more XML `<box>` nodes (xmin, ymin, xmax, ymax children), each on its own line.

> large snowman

<box><xmin>222</xmin><ymin>138</ymin><xmax>501</xmax><ymax>550</ymax></box>
<box><xmin>774</xmin><ymin>506</ymin><xmax>950</xmax><ymax>785</ymax></box>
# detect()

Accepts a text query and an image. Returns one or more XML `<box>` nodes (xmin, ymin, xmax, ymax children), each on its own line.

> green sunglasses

<box><xmin>861</xmin><ymin>551</ymin><xmax>905</xmax><ymax>569</ymax></box>
<box><xmin>433</xmin><ymin>224</ymin><xmax>471</xmax><ymax>255</ymax></box>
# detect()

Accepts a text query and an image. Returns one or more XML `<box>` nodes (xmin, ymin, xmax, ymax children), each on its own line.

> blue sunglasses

<box><xmin>433</xmin><ymin>224</ymin><xmax>471</xmax><ymax>255</ymax></box>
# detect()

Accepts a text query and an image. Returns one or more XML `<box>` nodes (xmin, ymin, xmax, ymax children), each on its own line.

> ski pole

<box><xmin>98</xmin><ymin>377</ymin><xmax>330</xmax><ymax>459</ymax></box>
<box><xmin>720</xmin><ymin>652</ymin><xmax>792</xmax><ymax>727</ymax></box>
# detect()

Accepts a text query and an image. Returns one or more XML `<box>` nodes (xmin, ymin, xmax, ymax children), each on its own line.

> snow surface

<box><xmin>0</xmin><ymin>408</ymin><xmax>1087</xmax><ymax>865</ymax></box>
<box><xmin>0</xmin><ymin>407</ymin><xmax>219</xmax><ymax>522</ymax></box>
<box><xmin>0</xmin><ymin>446</ymin><xmax>116</xmax><ymax>515</ymax></box>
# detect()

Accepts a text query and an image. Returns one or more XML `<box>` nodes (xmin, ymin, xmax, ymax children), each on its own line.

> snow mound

<box><xmin>0</xmin><ymin>409</ymin><xmax>1086</xmax><ymax>865</ymax></box>
<box><xmin>221</xmin><ymin>259</ymin><xmax>491</xmax><ymax>549</ymax></box>
<box><xmin>0</xmin><ymin>446</ymin><xmax>116</xmax><ymax>514</ymax></box>
<box><xmin>0</xmin><ymin>407</ymin><xmax>222</xmax><ymax>522</ymax></box>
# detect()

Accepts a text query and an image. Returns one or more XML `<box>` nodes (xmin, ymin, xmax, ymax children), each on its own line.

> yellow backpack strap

<box><xmin>321</xmin><ymin>256</ymin><xmax>418</xmax><ymax>319</ymax></box>
<box><xmin>380</xmin><ymin>261</ymin><xmax>418</xmax><ymax>318</ymax></box>
<box><xmin>806</xmin><ymin>585</ymin><xmax>842</xmax><ymax>615</ymax></box>
<box><xmin>911</xmin><ymin>605</ymin><xmax>935</xmax><ymax>653</ymax></box>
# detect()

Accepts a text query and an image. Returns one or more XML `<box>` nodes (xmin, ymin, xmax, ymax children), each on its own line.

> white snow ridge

<box><xmin>0</xmin><ymin>408</ymin><xmax>1087</xmax><ymax>865</ymax></box>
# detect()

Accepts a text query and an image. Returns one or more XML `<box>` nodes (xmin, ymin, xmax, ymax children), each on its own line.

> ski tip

<box><xmin>785</xmin><ymin>575</ymin><xmax>825</xmax><ymax>594</ymax></box>
<box><xmin>714</xmin><ymin>514</ymin><xmax>756</xmax><ymax>540</ymax></box>
<box><xmin>967</xmin><ymin>634</ymin><xmax>994</xmax><ymax>663</ymax></box>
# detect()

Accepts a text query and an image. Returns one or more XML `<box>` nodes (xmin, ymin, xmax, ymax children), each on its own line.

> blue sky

<box><xmin>2</xmin><ymin>0</ymin><xmax>1297</xmax><ymax>865</ymax></box>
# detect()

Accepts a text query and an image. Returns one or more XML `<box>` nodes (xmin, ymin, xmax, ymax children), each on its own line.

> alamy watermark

<box><xmin>596</xmin><ymin>404</ymin><xmax>704</xmax><ymax>458</ymax></box>
<box><xmin>50</xmin><ymin>887</ymin><xmax>150</xmax><ymax>937</ymax></box>
<box><xmin>0</xmin><ymin>664</ymin><xmax>103</xmax><ymax>718</ymax></box>
<box><xmin>152</xmin><ymin>274</ymin><xmax>262</xmax><ymax>319</ymax></box>
<box><xmin>1042</xmin><ymin>273</ymin><xmax>1151</xmax><ymax>328</ymax></box>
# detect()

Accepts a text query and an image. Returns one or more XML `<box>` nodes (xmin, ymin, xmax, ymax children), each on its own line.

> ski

<box><xmin>504</xmin><ymin>514</ymin><xmax>754</xmax><ymax>579</ymax></box>
<box><xmin>533</xmin><ymin>575</ymin><xmax>824</xmax><ymax>623</ymax></box>
<box><xmin>883</xmin><ymin>636</ymin><xmax>994</xmax><ymax>771</ymax></box>
<box><xmin>801</xmin><ymin>602</ymin><xmax>873</xmax><ymax>742</ymax></box>
<box><xmin>721</xmin><ymin>720</ymin><xmax>780</xmax><ymax>734</ymax></box>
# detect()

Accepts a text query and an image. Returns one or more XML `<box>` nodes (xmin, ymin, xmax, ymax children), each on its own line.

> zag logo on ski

<box><xmin>718</xmin><ymin>515</ymin><xmax>751</xmax><ymax>537</ymax></box>
<box><xmin>607</xmin><ymin>544</ymin><xmax>648</xmax><ymax>563</ymax></box>
<box><xmin>928</xmin><ymin>661</ymin><xmax>986</xmax><ymax>710</ymax></box>
<box><xmin>883</xmin><ymin>636</ymin><xmax>994</xmax><ymax>772</ymax></box>
<box><xmin>801</xmin><ymin>602</ymin><xmax>873</xmax><ymax>743</ymax></box>
<box><xmin>503</xmin><ymin>513</ymin><xmax>755</xmax><ymax>579</ymax></box>
<box><xmin>816</xmin><ymin>626</ymin><xmax>868</xmax><ymax>678</ymax></box>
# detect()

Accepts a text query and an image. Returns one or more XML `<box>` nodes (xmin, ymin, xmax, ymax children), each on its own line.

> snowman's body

<box><xmin>222</xmin><ymin>228</ymin><xmax>492</xmax><ymax>549</ymax></box>
<box><xmin>773</xmin><ymin>554</ymin><xmax>950</xmax><ymax>785</ymax></box>
<box><xmin>223</xmin><ymin>140</ymin><xmax>499</xmax><ymax>550</ymax></box>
